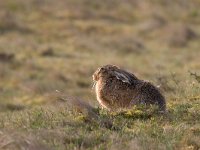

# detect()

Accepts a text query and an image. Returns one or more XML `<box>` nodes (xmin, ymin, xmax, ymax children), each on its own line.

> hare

<box><xmin>93</xmin><ymin>65</ymin><xmax>166</xmax><ymax>111</ymax></box>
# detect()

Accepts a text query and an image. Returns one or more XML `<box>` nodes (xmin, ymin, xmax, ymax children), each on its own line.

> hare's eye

<box><xmin>99</xmin><ymin>67</ymin><xmax>105</xmax><ymax>71</ymax></box>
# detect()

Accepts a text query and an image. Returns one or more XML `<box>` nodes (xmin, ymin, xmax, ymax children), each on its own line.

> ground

<box><xmin>0</xmin><ymin>0</ymin><xmax>200</xmax><ymax>149</ymax></box>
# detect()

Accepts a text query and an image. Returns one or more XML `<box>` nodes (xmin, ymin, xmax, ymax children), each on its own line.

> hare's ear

<box><xmin>113</xmin><ymin>71</ymin><xmax>132</xmax><ymax>84</ymax></box>
<box><xmin>113</xmin><ymin>69</ymin><xmax>138</xmax><ymax>84</ymax></box>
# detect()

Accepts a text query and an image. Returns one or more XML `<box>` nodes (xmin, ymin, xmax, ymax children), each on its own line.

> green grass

<box><xmin>0</xmin><ymin>0</ymin><xmax>200</xmax><ymax>149</ymax></box>
<box><xmin>0</xmin><ymin>102</ymin><xmax>199</xmax><ymax>149</ymax></box>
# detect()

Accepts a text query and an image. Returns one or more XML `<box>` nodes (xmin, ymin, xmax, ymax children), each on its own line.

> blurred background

<box><xmin>0</xmin><ymin>0</ymin><xmax>200</xmax><ymax>111</ymax></box>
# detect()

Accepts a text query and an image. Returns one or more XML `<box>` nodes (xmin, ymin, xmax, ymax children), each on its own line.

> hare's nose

<box><xmin>92</xmin><ymin>74</ymin><xmax>98</xmax><ymax>81</ymax></box>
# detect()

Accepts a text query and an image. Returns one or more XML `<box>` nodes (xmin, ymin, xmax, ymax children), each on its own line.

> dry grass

<box><xmin>0</xmin><ymin>0</ymin><xmax>200</xmax><ymax>149</ymax></box>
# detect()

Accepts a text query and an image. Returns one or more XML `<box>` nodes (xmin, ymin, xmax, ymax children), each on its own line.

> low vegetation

<box><xmin>0</xmin><ymin>0</ymin><xmax>199</xmax><ymax>149</ymax></box>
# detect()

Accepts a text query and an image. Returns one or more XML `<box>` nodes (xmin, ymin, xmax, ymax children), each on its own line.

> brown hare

<box><xmin>93</xmin><ymin>65</ymin><xmax>166</xmax><ymax>112</ymax></box>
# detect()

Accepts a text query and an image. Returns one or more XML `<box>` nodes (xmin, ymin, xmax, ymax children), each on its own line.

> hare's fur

<box><xmin>93</xmin><ymin>65</ymin><xmax>166</xmax><ymax>111</ymax></box>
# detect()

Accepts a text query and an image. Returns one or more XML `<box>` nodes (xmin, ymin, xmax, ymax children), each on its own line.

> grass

<box><xmin>0</xmin><ymin>0</ymin><xmax>200</xmax><ymax>149</ymax></box>
<box><xmin>0</xmin><ymin>102</ymin><xmax>199</xmax><ymax>149</ymax></box>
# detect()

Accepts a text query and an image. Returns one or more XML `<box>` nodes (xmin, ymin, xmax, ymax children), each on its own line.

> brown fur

<box><xmin>93</xmin><ymin>65</ymin><xmax>166</xmax><ymax>111</ymax></box>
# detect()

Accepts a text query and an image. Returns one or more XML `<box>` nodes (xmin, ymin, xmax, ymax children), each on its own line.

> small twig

<box><xmin>170</xmin><ymin>72</ymin><xmax>179</xmax><ymax>86</ymax></box>
<box><xmin>188</xmin><ymin>71</ymin><xmax>200</xmax><ymax>83</ymax></box>
<box><xmin>54</xmin><ymin>90</ymin><xmax>113</xmax><ymax>129</ymax></box>
<box><xmin>55</xmin><ymin>90</ymin><xmax>97</xmax><ymax>117</ymax></box>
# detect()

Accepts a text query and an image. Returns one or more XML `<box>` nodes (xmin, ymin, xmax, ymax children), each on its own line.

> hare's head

<box><xmin>92</xmin><ymin>65</ymin><xmax>119</xmax><ymax>81</ymax></box>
